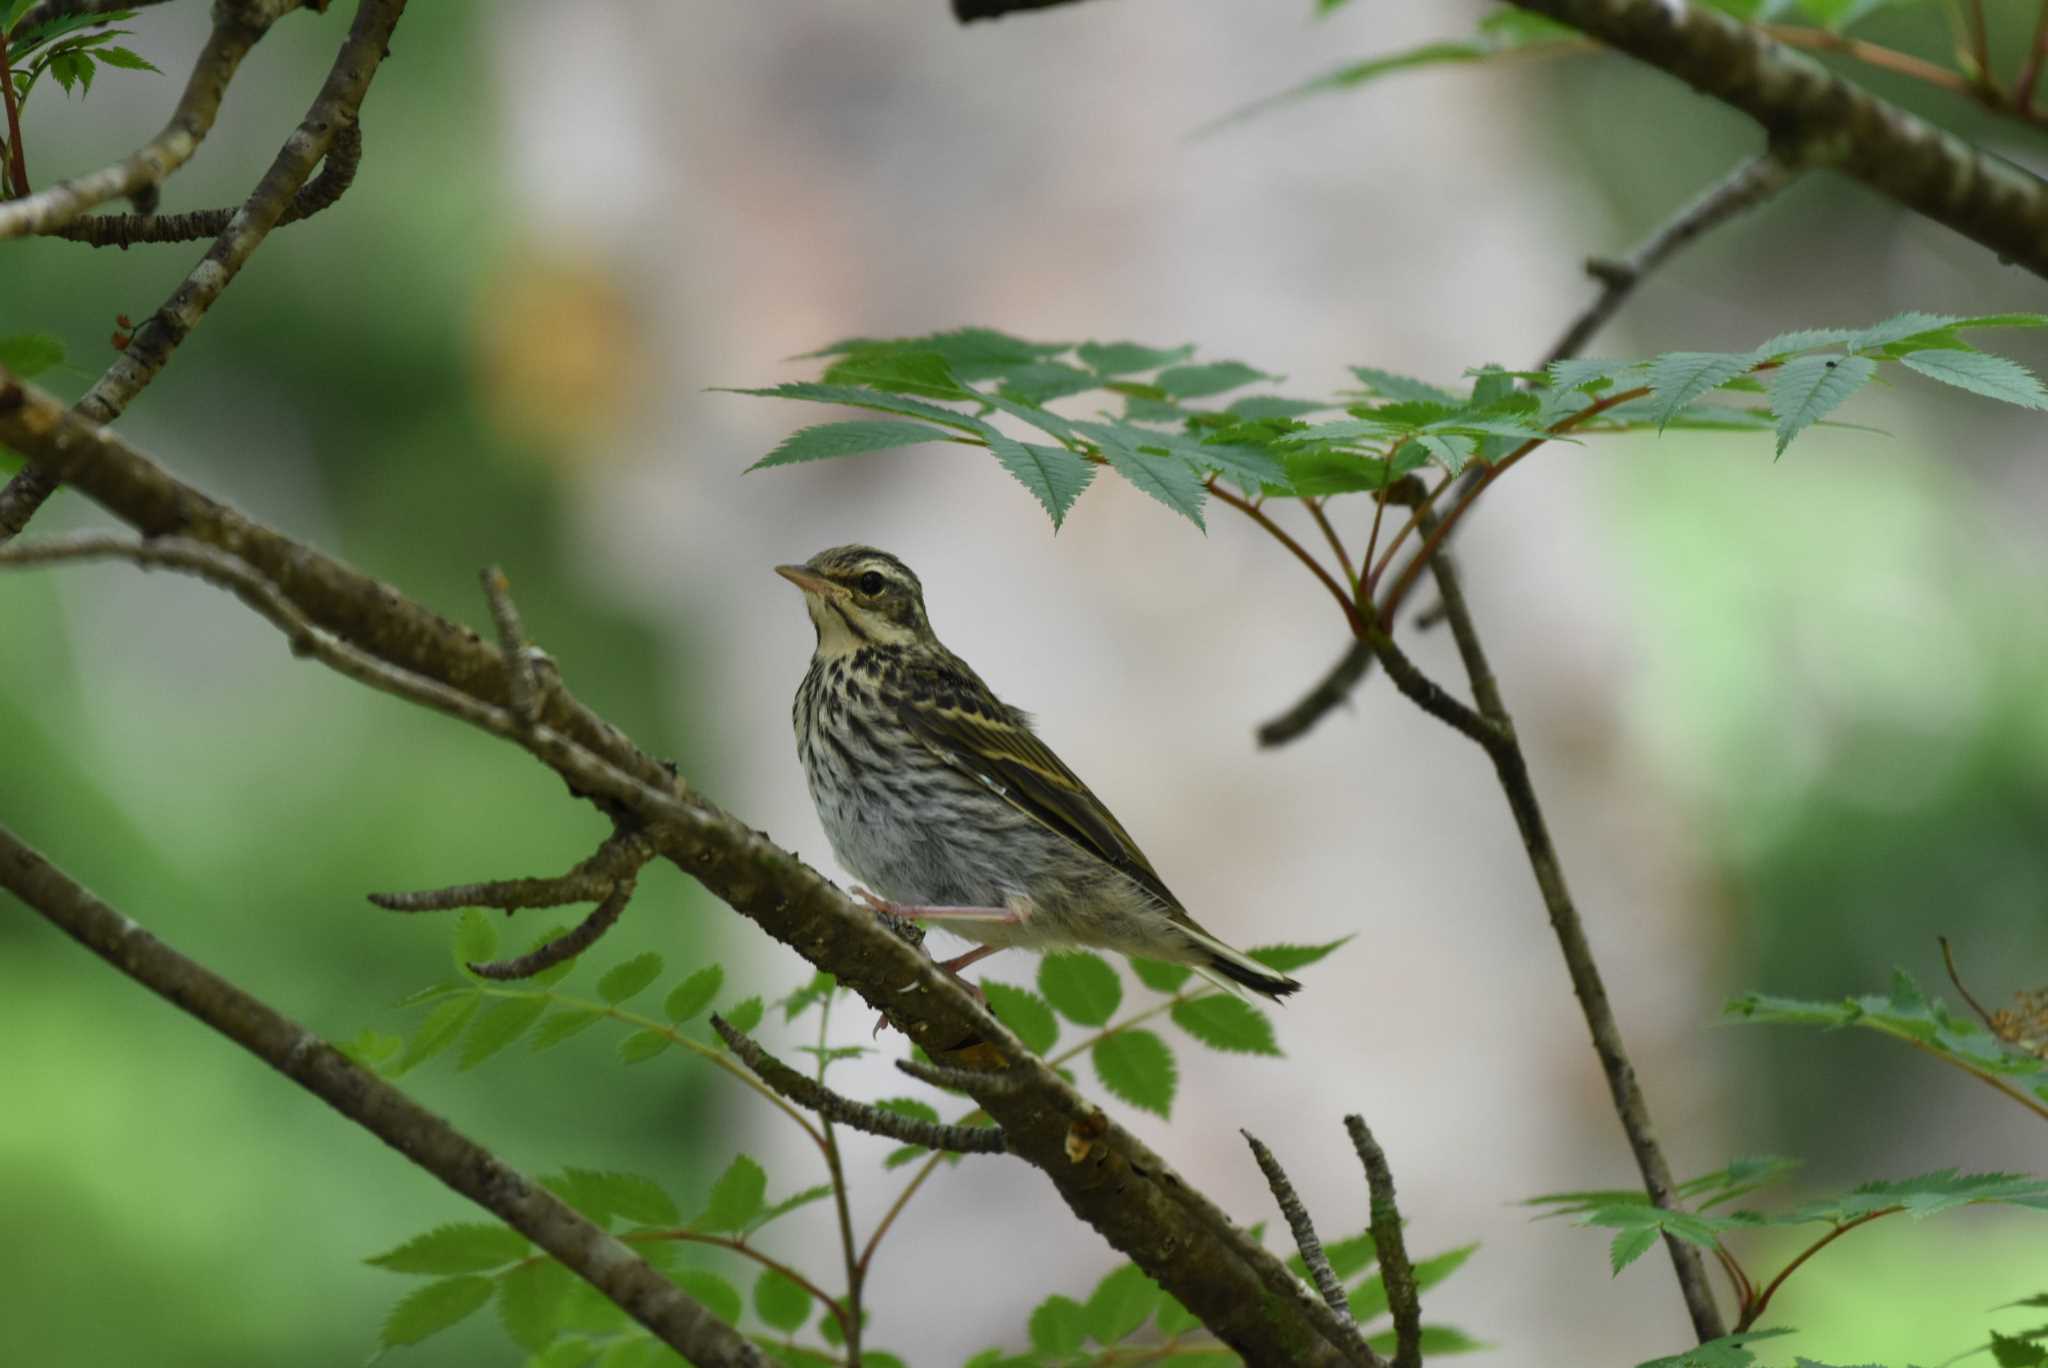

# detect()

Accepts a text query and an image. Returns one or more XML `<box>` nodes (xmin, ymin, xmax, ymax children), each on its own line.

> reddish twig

<box><xmin>1205</xmin><ymin>476</ymin><xmax>1366</xmax><ymax>636</ymax></box>
<box><xmin>2018</xmin><ymin>0</ymin><xmax>2048</xmax><ymax>114</ymax></box>
<box><xmin>0</xmin><ymin>24</ymin><xmax>28</xmax><ymax>197</ymax></box>
<box><xmin>1735</xmin><ymin>1208</ymin><xmax>1902</xmax><ymax>1330</ymax></box>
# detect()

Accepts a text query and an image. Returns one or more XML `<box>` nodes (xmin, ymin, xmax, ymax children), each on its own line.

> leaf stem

<box><xmin>1736</xmin><ymin>1207</ymin><xmax>1903</xmax><ymax>1330</ymax></box>
<box><xmin>629</xmin><ymin>1228</ymin><xmax>849</xmax><ymax>1329</ymax></box>
<box><xmin>817</xmin><ymin>991</ymin><xmax>864</xmax><ymax>1367</ymax></box>
<box><xmin>857</xmin><ymin>1147</ymin><xmax>949</xmax><ymax>1279</ymax></box>
<box><xmin>1205</xmin><ymin>476</ymin><xmax>1366</xmax><ymax>636</ymax></box>
<box><xmin>1305</xmin><ymin>497</ymin><xmax>1359</xmax><ymax>595</ymax></box>
<box><xmin>2018</xmin><ymin>0</ymin><xmax>2048</xmax><ymax>112</ymax></box>
<box><xmin>0</xmin><ymin>24</ymin><xmax>29</xmax><ymax>198</ymax></box>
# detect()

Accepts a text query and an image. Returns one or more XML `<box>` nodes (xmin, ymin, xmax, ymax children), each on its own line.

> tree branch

<box><xmin>713</xmin><ymin>1015</ymin><xmax>1008</xmax><ymax>1155</ymax></box>
<box><xmin>0</xmin><ymin>369</ymin><xmax>1362</xmax><ymax>1365</ymax></box>
<box><xmin>1507</xmin><ymin>0</ymin><xmax>2048</xmax><ymax>279</ymax></box>
<box><xmin>0</xmin><ymin>820</ymin><xmax>764</xmax><ymax>1368</ymax></box>
<box><xmin>46</xmin><ymin>120</ymin><xmax>361</xmax><ymax>247</ymax></box>
<box><xmin>894</xmin><ymin>1055</ymin><xmax>1028</xmax><ymax>1095</ymax></box>
<box><xmin>1344</xmin><ymin>1116</ymin><xmax>1420</xmax><ymax>1368</ymax></box>
<box><xmin>0</xmin><ymin>0</ymin><xmax>405</xmax><ymax>543</ymax></box>
<box><xmin>1542</xmin><ymin>151</ymin><xmax>1798</xmax><ymax>369</ymax></box>
<box><xmin>1242</xmin><ymin>1130</ymin><xmax>1376</xmax><ymax>1365</ymax></box>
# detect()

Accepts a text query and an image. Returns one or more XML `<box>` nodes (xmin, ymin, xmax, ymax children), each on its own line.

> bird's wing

<box><xmin>896</xmin><ymin>664</ymin><xmax>1186</xmax><ymax>916</ymax></box>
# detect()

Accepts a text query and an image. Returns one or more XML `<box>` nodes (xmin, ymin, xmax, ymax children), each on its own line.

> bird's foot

<box><xmin>851</xmin><ymin>886</ymin><xmax>1025</xmax><ymax>926</ymax></box>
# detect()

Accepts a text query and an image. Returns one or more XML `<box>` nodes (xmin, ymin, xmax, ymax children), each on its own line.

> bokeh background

<box><xmin>4</xmin><ymin>1</ymin><xmax>2046</xmax><ymax>1364</ymax></box>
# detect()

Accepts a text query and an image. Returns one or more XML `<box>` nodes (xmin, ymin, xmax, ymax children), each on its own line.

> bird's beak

<box><xmin>775</xmin><ymin>564</ymin><xmax>843</xmax><ymax>598</ymax></box>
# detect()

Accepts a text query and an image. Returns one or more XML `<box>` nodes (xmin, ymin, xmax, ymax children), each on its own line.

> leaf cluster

<box><xmin>2</xmin><ymin>3</ymin><xmax>158</xmax><ymax>109</ymax></box>
<box><xmin>733</xmin><ymin>315</ymin><xmax>2047</xmax><ymax>531</ymax></box>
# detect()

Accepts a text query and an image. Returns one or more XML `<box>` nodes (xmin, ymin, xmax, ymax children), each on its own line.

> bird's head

<box><xmin>775</xmin><ymin>545</ymin><xmax>934</xmax><ymax>655</ymax></box>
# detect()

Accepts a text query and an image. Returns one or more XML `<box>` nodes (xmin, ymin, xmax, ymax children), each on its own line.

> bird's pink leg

<box><xmin>851</xmin><ymin>887</ymin><xmax>1026</xmax><ymax>926</ymax></box>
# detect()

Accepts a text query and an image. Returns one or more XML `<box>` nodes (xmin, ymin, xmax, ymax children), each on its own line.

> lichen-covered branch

<box><xmin>1507</xmin><ymin>0</ymin><xmax>2048</xmax><ymax>279</ymax></box>
<box><xmin>1243</xmin><ymin>1130</ymin><xmax>1378</xmax><ymax>1366</ymax></box>
<box><xmin>0</xmin><ymin>0</ymin><xmax>406</xmax><ymax>543</ymax></box>
<box><xmin>0</xmin><ymin>820</ymin><xmax>764</xmax><ymax>1368</ymax></box>
<box><xmin>1344</xmin><ymin>1116</ymin><xmax>1420</xmax><ymax>1368</ymax></box>
<box><xmin>0</xmin><ymin>368</ymin><xmax>1360</xmax><ymax>1365</ymax></box>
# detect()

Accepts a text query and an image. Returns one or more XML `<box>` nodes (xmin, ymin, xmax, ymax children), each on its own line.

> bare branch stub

<box><xmin>0</xmin><ymin>820</ymin><xmax>766</xmax><ymax>1368</ymax></box>
<box><xmin>712</xmin><ymin>1015</ymin><xmax>1008</xmax><ymax>1155</ymax></box>
<box><xmin>481</xmin><ymin>564</ymin><xmax>544</xmax><ymax>727</ymax></box>
<box><xmin>1242</xmin><ymin>1130</ymin><xmax>1376</xmax><ymax>1365</ymax></box>
<box><xmin>894</xmin><ymin>1055</ymin><xmax>1028</xmax><ymax>1096</ymax></box>
<box><xmin>1345</xmin><ymin>1115</ymin><xmax>1421</xmax><ymax>1368</ymax></box>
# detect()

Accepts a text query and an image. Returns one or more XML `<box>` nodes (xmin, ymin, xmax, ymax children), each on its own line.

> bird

<box><xmin>776</xmin><ymin>544</ymin><xmax>1302</xmax><ymax>1002</ymax></box>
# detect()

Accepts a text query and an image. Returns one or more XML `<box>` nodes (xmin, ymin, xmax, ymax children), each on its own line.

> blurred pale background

<box><xmin>3</xmin><ymin>1</ymin><xmax>2046</xmax><ymax>1364</ymax></box>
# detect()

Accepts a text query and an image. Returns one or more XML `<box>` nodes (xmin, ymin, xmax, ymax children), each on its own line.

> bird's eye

<box><xmin>857</xmin><ymin>571</ymin><xmax>886</xmax><ymax>596</ymax></box>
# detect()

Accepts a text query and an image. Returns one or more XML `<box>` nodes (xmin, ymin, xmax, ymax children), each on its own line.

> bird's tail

<box><xmin>1180</xmin><ymin>925</ymin><xmax>1303</xmax><ymax>1002</ymax></box>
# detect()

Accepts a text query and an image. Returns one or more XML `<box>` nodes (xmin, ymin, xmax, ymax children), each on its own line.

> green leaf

<box><xmin>1228</xmin><ymin>395</ymin><xmax>1334</xmax><ymax>419</ymax></box>
<box><xmin>498</xmin><ymin>1257</ymin><xmax>574</xmax><ymax>1351</ymax></box>
<box><xmin>1204</xmin><ymin>42</ymin><xmax>1489</xmax><ymax>132</ymax></box>
<box><xmin>749</xmin><ymin>419</ymin><xmax>956</xmax><ymax>470</ymax></box>
<box><xmin>1767</xmin><ymin>353</ymin><xmax>1876</xmax><ymax>454</ymax></box>
<box><xmin>1155</xmin><ymin>360</ymin><xmax>1272</xmax><ymax>398</ymax></box>
<box><xmin>1092</xmin><ymin>1028</ymin><xmax>1176</xmax><ymax>1116</ymax></box>
<box><xmin>1647</xmin><ymin>352</ymin><xmax>1757</xmax><ymax>431</ymax></box>
<box><xmin>1130</xmin><ymin>958</ymin><xmax>1193</xmax><ymax>993</ymax></box>
<box><xmin>393</xmin><ymin>990</ymin><xmax>481</xmax><ymax>1075</ymax></box>
<box><xmin>459</xmin><ymin>995</ymin><xmax>549</xmax><ymax>1070</ymax></box>
<box><xmin>1099</xmin><ymin>439</ymin><xmax>1208</xmax><ymax>529</ymax></box>
<box><xmin>982</xmin><ymin>981</ymin><xmax>1059</xmax><ymax>1054</ymax></box>
<box><xmin>664</xmin><ymin>965</ymin><xmax>724</xmax><ymax>1023</ymax></box>
<box><xmin>1078</xmin><ymin>340</ymin><xmax>1195</xmax><ymax>375</ymax></box>
<box><xmin>721</xmin><ymin>382</ymin><xmax>993</xmax><ymax>436</ymax></box>
<box><xmin>1396</xmin><ymin>432</ymin><xmax>1475</xmax><ymax>476</ymax></box>
<box><xmin>530</xmin><ymin>1008</ymin><xmax>603</xmax><ymax>1051</ymax></box>
<box><xmin>1848</xmin><ymin>311</ymin><xmax>1960</xmax><ymax>353</ymax></box>
<box><xmin>617</xmin><ymin>1028</ymin><xmax>671</xmax><ymax>1064</ymax></box>
<box><xmin>669</xmin><ymin>1268</ymin><xmax>742</xmax><ymax>1325</ymax></box>
<box><xmin>1154</xmin><ymin>1293</ymin><xmax>1203</xmax><ymax>1336</ymax></box>
<box><xmin>1351</xmin><ymin>366</ymin><xmax>1464</xmax><ymax>404</ymax></box>
<box><xmin>1000</xmin><ymin>360</ymin><xmax>1101</xmax><ymax>404</ymax></box>
<box><xmin>696</xmin><ymin>1155</ymin><xmax>767</xmax><ymax>1232</ymax></box>
<box><xmin>1248</xmin><ymin>937</ymin><xmax>1352</xmax><ymax>972</ymax></box>
<box><xmin>1085</xmin><ymin>1263</ymin><xmax>1161</xmax><ymax>1345</ymax></box>
<box><xmin>752</xmin><ymin>1268</ymin><xmax>812</xmax><ymax>1332</ymax></box>
<box><xmin>1170</xmin><ymin>995</ymin><xmax>1280</xmax><ymax>1055</ymax></box>
<box><xmin>591</xmin><ymin>1171</ymin><xmax>680</xmax><ymax>1226</ymax></box>
<box><xmin>1634</xmin><ymin>1328</ymin><xmax>1795</xmax><ymax>1368</ymax></box>
<box><xmin>367</xmin><ymin>1223</ymin><xmax>530</xmax><ymax>1275</ymax></box>
<box><xmin>597</xmin><ymin>952</ymin><xmax>663</xmax><ymax>1004</ymax></box>
<box><xmin>381</xmin><ymin>1275</ymin><xmax>496</xmax><ymax>1347</ymax></box>
<box><xmin>821</xmin><ymin>349</ymin><xmax>973</xmax><ymax>400</ymax></box>
<box><xmin>338</xmin><ymin>1027</ymin><xmax>403</xmax><ymax>1071</ymax></box>
<box><xmin>1029</xmin><ymin>1293</ymin><xmax>1090</xmax><ymax>1354</ymax></box>
<box><xmin>1754</xmin><ymin>327</ymin><xmax>1860</xmax><ymax>358</ymax></box>
<box><xmin>1609</xmin><ymin>1224</ymin><xmax>1660</xmax><ymax>1273</ymax></box>
<box><xmin>1278</xmin><ymin>446</ymin><xmax>1392</xmax><ymax>495</ymax></box>
<box><xmin>1039</xmin><ymin>951</ymin><xmax>1123</xmax><ymax>1026</ymax></box>
<box><xmin>456</xmin><ymin>907</ymin><xmax>498</xmax><ymax>969</ymax></box>
<box><xmin>1899</xmin><ymin>348</ymin><xmax>2048</xmax><ymax>410</ymax></box>
<box><xmin>720</xmin><ymin>995</ymin><xmax>765</xmax><ymax>1040</ymax></box>
<box><xmin>1993</xmin><ymin>1331</ymin><xmax>2048</xmax><ymax>1367</ymax></box>
<box><xmin>0</xmin><ymin>332</ymin><xmax>64</xmax><ymax>377</ymax></box>
<box><xmin>988</xmin><ymin>431</ymin><xmax>1095</xmax><ymax>530</ymax></box>
<box><xmin>92</xmin><ymin>44</ymin><xmax>157</xmax><ymax>71</ymax></box>
<box><xmin>1955</xmin><ymin>312</ymin><xmax>2048</xmax><ymax>330</ymax></box>
<box><xmin>781</xmin><ymin>968</ymin><xmax>837</xmax><ymax>1021</ymax></box>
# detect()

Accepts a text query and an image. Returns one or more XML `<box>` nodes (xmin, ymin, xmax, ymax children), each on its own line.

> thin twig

<box><xmin>1242</xmin><ymin>1131</ymin><xmax>1359</xmax><ymax>1330</ymax></box>
<box><xmin>1304</xmin><ymin>498</ymin><xmax>1358</xmax><ymax>594</ymax></box>
<box><xmin>482</xmin><ymin>564</ymin><xmax>543</xmax><ymax>726</ymax></box>
<box><xmin>895</xmin><ymin>1055</ymin><xmax>1028</xmax><ymax>1095</ymax></box>
<box><xmin>1542</xmin><ymin>153</ymin><xmax>1797</xmax><ymax>369</ymax></box>
<box><xmin>0</xmin><ymin>0</ymin><xmax>401</xmax><ymax>541</ymax></box>
<box><xmin>2019</xmin><ymin>0</ymin><xmax>2048</xmax><ymax>113</ymax></box>
<box><xmin>1344</xmin><ymin>1116</ymin><xmax>1420</xmax><ymax>1368</ymax></box>
<box><xmin>710</xmin><ymin>1016</ymin><xmax>1007</xmax><ymax>1155</ymax></box>
<box><xmin>1205</xmin><ymin>476</ymin><xmax>1365</xmax><ymax>636</ymax></box>
<box><xmin>0</xmin><ymin>820</ymin><xmax>764</xmax><ymax>1367</ymax></box>
<box><xmin>1367</xmin><ymin>626</ymin><xmax>1498</xmax><ymax>750</ymax></box>
<box><xmin>48</xmin><ymin>121</ymin><xmax>362</xmax><ymax>247</ymax></box>
<box><xmin>1938</xmin><ymin>935</ymin><xmax>2002</xmax><ymax>1034</ymax></box>
<box><xmin>0</xmin><ymin>24</ymin><xmax>29</xmax><ymax>198</ymax></box>
<box><xmin>469</xmin><ymin>883</ymin><xmax>634</xmax><ymax>980</ymax></box>
<box><xmin>1255</xmin><ymin>640</ymin><xmax>1376</xmax><ymax>748</ymax></box>
<box><xmin>1736</xmin><ymin>1208</ymin><xmax>1902</xmax><ymax>1330</ymax></box>
<box><xmin>627</xmin><ymin>1231</ymin><xmax>847</xmax><ymax>1334</ymax></box>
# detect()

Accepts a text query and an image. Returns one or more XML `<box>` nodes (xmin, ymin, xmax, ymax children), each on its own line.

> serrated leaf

<box><xmin>1279</xmin><ymin>446</ymin><xmax>1393</xmax><ymax>495</ymax></box>
<box><xmin>1755</xmin><ymin>327</ymin><xmax>1860</xmax><ymax>357</ymax></box>
<box><xmin>664</xmin><ymin>965</ymin><xmax>723</xmax><ymax>1023</ymax></box>
<box><xmin>1029</xmin><ymin>1293</ymin><xmax>1089</xmax><ymax>1355</ymax></box>
<box><xmin>1039</xmin><ymin>952</ymin><xmax>1122</xmax><ymax>1026</ymax></box>
<box><xmin>456</xmin><ymin>908</ymin><xmax>497</xmax><ymax>969</ymax></box>
<box><xmin>1993</xmin><ymin>1332</ymin><xmax>2048</xmax><ymax>1367</ymax></box>
<box><xmin>368</xmin><ymin>1222</ymin><xmax>530</xmax><ymax>1275</ymax></box>
<box><xmin>393</xmin><ymin>991</ymin><xmax>481</xmax><ymax>1075</ymax></box>
<box><xmin>752</xmin><ymin>1268</ymin><xmax>812</xmax><ymax>1332</ymax></box>
<box><xmin>587</xmin><ymin>1171</ymin><xmax>679</xmax><ymax>1226</ymax></box>
<box><xmin>1130</xmin><ymin>958</ymin><xmax>1193</xmax><ymax>993</ymax></box>
<box><xmin>597</xmin><ymin>952</ymin><xmax>663</xmax><ymax>1004</ymax></box>
<box><xmin>821</xmin><ymin>349</ymin><xmax>973</xmax><ymax>400</ymax></box>
<box><xmin>719</xmin><ymin>995</ymin><xmax>764</xmax><ymax>1038</ymax></box>
<box><xmin>498</xmin><ymin>1257</ymin><xmax>574</xmax><ymax>1351</ymax></box>
<box><xmin>1156</xmin><ymin>360</ymin><xmax>1272</xmax><ymax>399</ymax></box>
<box><xmin>1078</xmin><ymin>340</ymin><xmax>1195</xmax><ymax>374</ymax></box>
<box><xmin>1610</xmin><ymin>1224</ymin><xmax>1660</xmax><ymax>1273</ymax></box>
<box><xmin>0</xmin><ymin>332</ymin><xmax>64</xmax><ymax>377</ymax></box>
<box><xmin>1647</xmin><ymin>352</ymin><xmax>1757</xmax><ymax>430</ymax></box>
<box><xmin>1100</xmin><ymin>440</ymin><xmax>1208</xmax><ymax>529</ymax></box>
<box><xmin>1228</xmin><ymin>395</ymin><xmax>1333</xmax><ymax>419</ymax></box>
<box><xmin>696</xmin><ymin>1155</ymin><xmax>766</xmax><ymax>1232</ymax></box>
<box><xmin>750</xmin><ymin>1183</ymin><xmax>834</xmax><ymax>1231</ymax></box>
<box><xmin>1547</xmin><ymin>357</ymin><xmax>1643</xmax><ymax>392</ymax></box>
<box><xmin>1092</xmin><ymin>1029</ymin><xmax>1176</xmax><ymax>1116</ymax></box>
<box><xmin>982</xmin><ymin>981</ymin><xmax>1059</xmax><ymax>1054</ymax></box>
<box><xmin>988</xmin><ymin>431</ymin><xmax>1095</xmax><ymax>529</ymax></box>
<box><xmin>1085</xmin><ymin>1263</ymin><xmax>1161</xmax><ymax>1345</ymax></box>
<box><xmin>1203</xmin><ymin>42</ymin><xmax>1489</xmax><ymax>133</ymax></box>
<box><xmin>1154</xmin><ymin>1293</ymin><xmax>1203</xmax><ymax>1336</ymax></box>
<box><xmin>1634</xmin><ymin>1328</ymin><xmax>1795</xmax><ymax>1368</ymax></box>
<box><xmin>1249</xmin><ymin>937</ymin><xmax>1351</xmax><ymax>972</ymax></box>
<box><xmin>1350</xmin><ymin>366</ymin><xmax>1464</xmax><ymax>404</ymax></box>
<box><xmin>1170</xmin><ymin>995</ymin><xmax>1281</xmax><ymax>1055</ymax></box>
<box><xmin>750</xmin><ymin>419</ymin><xmax>955</xmax><ymax>470</ymax></box>
<box><xmin>530</xmin><ymin>1007</ymin><xmax>602</xmax><ymax>1050</ymax></box>
<box><xmin>781</xmin><ymin>968</ymin><xmax>836</xmax><ymax>1021</ymax></box>
<box><xmin>459</xmin><ymin>995</ymin><xmax>550</xmax><ymax>1070</ymax></box>
<box><xmin>720</xmin><ymin>382</ymin><xmax>993</xmax><ymax>436</ymax></box>
<box><xmin>1768</xmin><ymin>353</ymin><xmax>1876</xmax><ymax>454</ymax></box>
<box><xmin>617</xmin><ymin>1028</ymin><xmax>671</xmax><ymax>1064</ymax></box>
<box><xmin>92</xmin><ymin>44</ymin><xmax>157</xmax><ymax>71</ymax></box>
<box><xmin>381</xmin><ymin>1275</ymin><xmax>496</xmax><ymax>1346</ymax></box>
<box><xmin>1397</xmin><ymin>432</ymin><xmax>1474</xmax><ymax>475</ymax></box>
<box><xmin>339</xmin><ymin>1027</ymin><xmax>403</xmax><ymax>1070</ymax></box>
<box><xmin>1848</xmin><ymin>311</ymin><xmax>1960</xmax><ymax>353</ymax></box>
<box><xmin>669</xmin><ymin>1268</ymin><xmax>741</xmax><ymax>1325</ymax></box>
<box><xmin>1899</xmin><ymin>348</ymin><xmax>2048</xmax><ymax>409</ymax></box>
<box><xmin>999</xmin><ymin>360</ymin><xmax>1100</xmax><ymax>404</ymax></box>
